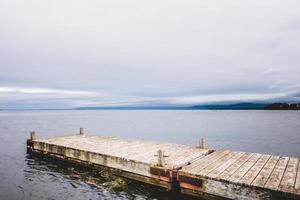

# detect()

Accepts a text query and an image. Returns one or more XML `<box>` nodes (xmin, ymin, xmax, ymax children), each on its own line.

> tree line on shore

<box><xmin>265</xmin><ymin>103</ymin><xmax>300</xmax><ymax>110</ymax></box>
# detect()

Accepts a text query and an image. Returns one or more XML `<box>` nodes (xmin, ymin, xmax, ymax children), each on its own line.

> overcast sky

<box><xmin>1</xmin><ymin>0</ymin><xmax>300</xmax><ymax>108</ymax></box>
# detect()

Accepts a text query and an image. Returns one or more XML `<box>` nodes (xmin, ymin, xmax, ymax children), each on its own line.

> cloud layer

<box><xmin>1</xmin><ymin>0</ymin><xmax>300</xmax><ymax>108</ymax></box>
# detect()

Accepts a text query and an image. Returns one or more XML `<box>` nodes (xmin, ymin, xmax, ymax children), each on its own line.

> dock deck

<box><xmin>27</xmin><ymin>131</ymin><xmax>300</xmax><ymax>199</ymax></box>
<box><xmin>179</xmin><ymin>150</ymin><xmax>300</xmax><ymax>199</ymax></box>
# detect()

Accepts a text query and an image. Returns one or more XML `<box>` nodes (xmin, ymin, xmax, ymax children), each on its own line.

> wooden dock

<box><xmin>27</xmin><ymin>129</ymin><xmax>300</xmax><ymax>199</ymax></box>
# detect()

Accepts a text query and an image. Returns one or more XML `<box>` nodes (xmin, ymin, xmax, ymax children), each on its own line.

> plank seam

<box><xmin>194</xmin><ymin>150</ymin><xmax>231</xmax><ymax>174</ymax></box>
<box><xmin>205</xmin><ymin>151</ymin><xmax>240</xmax><ymax>177</ymax></box>
<box><xmin>249</xmin><ymin>155</ymin><xmax>272</xmax><ymax>185</ymax></box>
<box><xmin>293</xmin><ymin>159</ymin><xmax>299</xmax><ymax>193</ymax></box>
<box><xmin>183</xmin><ymin>150</ymin><xmax>225</xmax><ymax>172</ymax></box>
<box><xmin>278</xmin><ymin>157</ymin><xmax>290</xmax><ymax>191</ymax></box>
<box><xmin>236</xmin><ymin>154</ymin><xmax>262</xmax><ymax>182</ymax></box>
<box><xmin>209</xmin><ymin>152</ymin><xmax>245</xmax><ymax>178</ymax></box>
<box><xmin>198</xmin><ymin>152</ymin><xmax>235</xmax><ymax>177</ymax></box>
<box><xmin>224</xmin><ymin>153</ymin><xmax>255</xmax><ymax>181</ymax></box>
<box><xmin>263</xmin><ymin>156</ymin><xmax>281</xmax><ymax>188</ymax></box>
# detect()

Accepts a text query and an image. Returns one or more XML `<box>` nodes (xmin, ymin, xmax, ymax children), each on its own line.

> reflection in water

<box><xmin>24</xmin><ymin>155</ymin><xmax>201</xmax><ymax>200</ymax></box>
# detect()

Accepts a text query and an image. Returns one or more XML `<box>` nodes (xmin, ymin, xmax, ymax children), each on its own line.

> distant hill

<box><xmin>190</xmin><ymin>103</ymin><xmax>268</xmax><ymax>110</ymax></box>
<box><xmin>76</xmin><ymin>103</ymin><xmax>268</xmax><ymax>110</ymax></box>
<box><xmin>192</xmin><ymin>102</ymin><xmax>300</xmax><ymax>110</ymax></box>
<box><xmin>75</xmin><ymin>102</ymin><xmax>300</xmax><ymax>110</ymax></box>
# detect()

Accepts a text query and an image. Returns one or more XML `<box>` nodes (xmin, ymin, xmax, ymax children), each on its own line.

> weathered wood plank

<box><xmin>188</xmin><ymin>150</ymin><xmax>230</xmax><ymax>174</ymax></box>
<box><xmin>295</xmin><ymin>160</ymin><xmax>300</xmax><ymax>195</ymax></box>
<box><xmin>264</xmin><ymin>157</ymin><xmax>289</xmax><ymax>190</ymax></box>
<box><xmin>108</xmin><ymin>142</ymin><xmax>151</xmax><ymax>156</ymax></box>
<box><xmin>239</xmin><ymin>154</ymin><xmax>271</xmax><ymax>185</ymax></box>
<box><xmin>217</xmin><ymin>152</ymin><xmax>253</xmax><ymax>181</ymax></box>
<box><xmin>181</xmin><ymin>150</ymin><xmax>225</xmax><ymax>173</ymax></box>
<box><xmin>228</xmin><ymin>153</ymin><xmax>262</xmax><ymax>182</ymax></box>
<box><xmin>127</xmin><ymin>142</ymin><xmax>174</xmax><ymax>162</ymax></box>
<box><xmin>278</xmin><ymin>158</ymin><xmax>299</xmax><ymax>193</ymax></box>
<box><xmin>251</xmin><ymin>155</ymin><xmax>280</xmax><ymax>187</ymax></box>
<box><xmin>165</xmin><ymin>148</ymin><xmax>207</xmax><ymax>166</ymax></box>
<box><xmin>144</xmin><ymin>143</ymin><xmax>192</xmax><ymax>164</ymax></box>
<box><xmin>172</xmin><ymin>151</ymin><xmax>208</xmax><ymax>169</ymax></box>
<box><xmin>196</xmin><ymin>151</ymin><xmax>237</xmax><ymax>177</ymax></box>
<box><xmin>207</xmin><ymin>151</ymin><xmax>245</xmax><ymax>179</ymax></box>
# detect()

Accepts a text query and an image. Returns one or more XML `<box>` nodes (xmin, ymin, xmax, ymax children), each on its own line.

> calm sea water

<box><xmin>0</xmin><ymin>110</ymin><xmax>299</xmax><ymax>200</ymax></box>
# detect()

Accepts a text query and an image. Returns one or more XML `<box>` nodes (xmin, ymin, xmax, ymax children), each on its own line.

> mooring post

<box><xmin>158</xmin><ymin>149</ymin><xmax>165</xmax><ymax>167</ymax></box>
<box><xmin>27</xmin><ymin>131</ymin><xmax>36</xmax><ymax>153</ymax></box>
<box><xmin>30</xmin><ymin>131</ymin><xmax>36</xmax><ymax>140</ymax></box>
<box><xmin>79</xmin><ymin>127</ymin><xmax>84</xmax><ymax>135</ymax></box>
<box><xmin>199</xmin><ymin>137</ymin><xmax>205</xmax><ymax>148</ymax></box>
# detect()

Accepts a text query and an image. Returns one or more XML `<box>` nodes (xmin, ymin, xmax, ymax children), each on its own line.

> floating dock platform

<box><xmin>27</xmin><ymin>129</ymin><xmax>300</xmax><ymax>199</ymax></box>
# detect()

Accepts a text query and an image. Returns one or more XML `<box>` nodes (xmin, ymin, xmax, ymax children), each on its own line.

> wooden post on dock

<box><xmin>80</xmin><ymin>127</ymin><xmax>84</xmax><ymax>135</ymax></box>
<box><xmin>158</xmin><ymin>149</ymin><xmax>165</xmax><ymax>167</ymax></box>
<box><xmin>30</xmin><ymin>131</ymin><xmax>36</xmax><ymax>140</ymax></box>
<box><xmin>199</xmin><ymin>137</ymin><xmax>205</xmax><ymax>148</ymax></box>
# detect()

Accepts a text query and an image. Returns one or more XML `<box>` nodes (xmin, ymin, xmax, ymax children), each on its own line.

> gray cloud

<box><xmin>1</xmin><ymin>0</ymin><xmax>300</xmax><ymax>108</ymax></box>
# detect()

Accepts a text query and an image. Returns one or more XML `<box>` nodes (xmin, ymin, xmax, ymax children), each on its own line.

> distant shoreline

<box><xmin>76</xmin><ymin>103</ymin><xmax>300</xmax><ymax>110</ymax></box>
<box><xmin>1</xmin><ymin>102</ymin><xmax>300</xmax><ymax>111</ymax></box>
